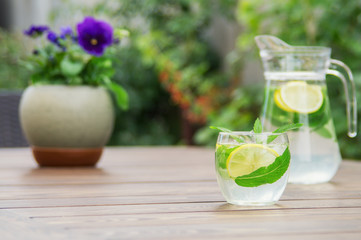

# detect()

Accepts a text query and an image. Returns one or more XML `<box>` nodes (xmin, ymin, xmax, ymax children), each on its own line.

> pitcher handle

<box><xmin>326</xmin><ymin>59</ymin><xmax>357</xmax><ymax>138</ymax></box>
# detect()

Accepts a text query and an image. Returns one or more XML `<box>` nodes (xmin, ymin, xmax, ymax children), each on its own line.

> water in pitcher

<box><xmin>262</xmin><ymin>72</ymin><xmax>341</xmax><ymax>183</ymax></box>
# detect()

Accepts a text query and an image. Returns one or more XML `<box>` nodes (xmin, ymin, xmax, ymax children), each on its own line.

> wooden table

<box><xmin>1</xmin><ymin>147</ymin><xmax>361</xmax><ymax>240</ymax></box>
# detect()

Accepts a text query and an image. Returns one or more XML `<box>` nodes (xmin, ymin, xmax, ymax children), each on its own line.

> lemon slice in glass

<box><xmin>226</xmin><ymin>144</ymin><xmax>279</xmax><ymax>179</ymax></box>
<box><xmin>279</xmin><ymin>81</ymin><xmax>323</xmax><ymax>114</ymax></box>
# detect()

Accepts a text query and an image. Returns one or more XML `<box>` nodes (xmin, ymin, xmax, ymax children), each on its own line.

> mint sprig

<box><xmin>235</xmin><ymin>147</ymin><xmax>291</xmax><ymax>187</ymax></box>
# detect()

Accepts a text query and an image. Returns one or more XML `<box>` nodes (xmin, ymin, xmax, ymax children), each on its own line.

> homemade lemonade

<box><xmin>262</xmin><ymin>72</ymin><xmax>341</xmax><ymax>184</ymax></box>
<box><xmin>215</xmin><ymin>132</ymin><xmax>290</xmax><ymax>206</ymax></box>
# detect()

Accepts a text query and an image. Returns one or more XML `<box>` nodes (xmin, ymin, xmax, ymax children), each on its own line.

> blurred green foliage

<box><xmin>235</xmin><ymin>0</ymin><xmax>361</xmax><ymax>159</ymax></box>
<box><xmin>88</xmin><ymin>0</ymin><xmax>239</xmax><ymax>145</ymax></box>
<box><xmin>195</xmin><ymin>84</ymin><xmax>263</xmax><ymax>145</ymax></box>
<box><xmin>98</xmin><ymin>0</ymin><xmax>237</xmax><ymax>124</ymax></box>
<box><xmin>107</xmin><ymin>45</ymin><xmax>182</xmax><ymax>145</ymax></box>
<box><xmin>0</xmin><ymin>30</ymin><xmax>29</xmax><ymax>89</ymax></box>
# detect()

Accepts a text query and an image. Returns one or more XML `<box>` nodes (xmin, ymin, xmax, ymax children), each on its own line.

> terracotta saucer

<box><xmin>32</xmin><ymin>147</ymin><xmax>103</xmax><ymax>167</ymax></box>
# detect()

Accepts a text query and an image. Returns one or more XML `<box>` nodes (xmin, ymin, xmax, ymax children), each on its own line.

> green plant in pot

<box><xmin>20</xmin><ymin>17</ymin><xmax>129</xmax><ymax>167</ymax></box>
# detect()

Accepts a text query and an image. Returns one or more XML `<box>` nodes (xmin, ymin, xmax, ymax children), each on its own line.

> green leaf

<box><xmin>216</xmin><ymin>144</ymin><xmax>237</xmax><ymax>180</ymax></box>
<box><xmin>209</xmin><ymin>126</ymin><xmax>244</xmax><ymax>143</ymax></box>
<box><xmin>105</xmin><ymin>82</ymin><xmax>129</xmax><ymax>110</ymax></box>
<box><xmin>267</xmin><ymin>123</ymin><xmax>303</xmax><ymax>143</ymax></box>
<box><xmin>216</xmin><ymin>144</ymin><xmax>238</xmax><ymax>170</ymax></box>
<box><xmin>273</xmin><ymin>123</ymin><xmax>303</xmax><ymax>134</ymax></box>
<box><xmin>313</xmin><ymin>120</ymin><xmax>335</xmax><ymax>140</ymax></box>
<box><xmin>235</xmin><ymin>147</ymin><xmax>290</xmax><ymax>187</ymax></box>
<box><xmin>253</xmin><ymin>118</ymin><xmax>262</xmax><ymax>133</ymax></box>
<box><xmin>209</xmin><ymin>126</ymin><xmax>232</xmax><ymax>133</ymax></box>
<box><xmin>68</xmin><ymin>77</ymin><xmax>83</xmax><ymax>85</ymax></box>
<box><xmin>30</xmin><ymin>73</ymin><xmax>43</xmax><ymax>84</ymax></box>
<box><xmin>60</xmin><ymin>58</ymin><xmax>84</xmax><ymax>77</ymax></box>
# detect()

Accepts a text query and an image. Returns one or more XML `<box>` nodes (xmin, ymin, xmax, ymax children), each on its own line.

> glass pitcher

<box><xmin>255</xmin><ymin>35</ymin><xmax>357</xmax><ymax>184</ymax></box>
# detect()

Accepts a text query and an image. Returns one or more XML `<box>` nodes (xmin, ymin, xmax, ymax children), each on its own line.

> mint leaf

<box><xmin>313</xmin><ymin>120</ymin><xmax>335</xmax><ymax>140</ymax></box>
<box><xmin>210</xmin><ymin>126</ymin><xmax>244</xmax><ymax>143</ymax></box>
<box><xmin>235</xmin><ymin>147</ymin><xmax>290</xmax><ymax>187</ymax></box>
<box><xmin>267</xmin><ymin>123</ymin><xmax>303</xmax><ymax>143</ymax></box>
<box><xmin>210</xmin><ymin>126</ymin><xmax>233</xmax><ymax>133</ymax></box>
<box><xmin>253</xmin><ymin>118</ymin><xmax>262</xmax><ymax>133</ymax></box>
<box><xmin>216</xmin><ymin>144</ymin><xmax>238</xmax><ymax>170</ymax></box>
<box><xmin>273</xmin><ymin>123</ymin><xmax>303</xmax><ymax>134</ymax></box>
<box><xmin>216</xmin><ymin>144</ymin><xmax>238</xmax><ymax>180</ymax></box>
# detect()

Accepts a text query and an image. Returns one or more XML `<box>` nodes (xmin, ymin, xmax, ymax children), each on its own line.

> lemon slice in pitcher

<box><xmin>279</xmin><ymin>81</ymin><xmax>323</xmax><ymax>114</ymax></box>
<box><xmin>226</xmin><ymin>144</ymin><xmax>279</xmax><ymax>179</ymax></box>
<box><xmin>274</xmin><ymin>89</ymin><xmax>294</xmax><ymax>112</ymax></box>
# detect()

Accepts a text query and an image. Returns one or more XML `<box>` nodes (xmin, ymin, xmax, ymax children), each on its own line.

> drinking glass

<box><xmin>215</xmin><ymin>132</ymin><xmax>289</xmax><ymax>206</ymax></box>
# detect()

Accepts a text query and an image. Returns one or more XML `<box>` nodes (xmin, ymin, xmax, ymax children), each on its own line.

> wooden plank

<box><xmin>20</xmin><ymin>208</ymin><xmax>361</xmax><ymax>235</ymax></box>
<box><xmin>2</xmin><ymin>210</ymin><xmax>357</xmax><ymax>240</ymax></box>
<box><xmin>68</xmin><ymin>225</ymin><xmax>361</xmax><ymax>240</ymax></box>
<box><xmin>1</xmin><ymin>185</ymin><xmax>361</xmax><ymax>209</ymax></box>
<box><xmin>0</xmin><ymin>167</ymin><xmax>215</xmax><ymax>185</ymax></box>
<box><xmin>163</xmin><ymin>232</ymin><xmax>361</xmax><ymax>240</ymax></box>
<box><xmin>0</xmin><ymin>193</ymin><xmax>223</xmax><ymax>209</ymax></box>
<box><xmin>8</xmin><ymin>198</ymin><xmax>361</xmax><ymax>218</ymax></box>
<box><xmin>0</xmin><ymin>210</ymin><xmax>66</xmax><ymax>240</ymax></box>
<box><xmin>0</xmin><ymin>147</ymin><xmax>215</xmax><ymax>168</ymax></box>
<box><xmin>68</xmin><ymin>227</ymin><xmax>361</xmax><ymax>240</ymax></box>
<box><xmin>0</xmin><ymin>181</ymin><xmax>219</xmax><ymax>201</ymax></box>
<box><xmin>1</xmin><ymin>179</ymin><xmax>361</xmax><ymax>203</ymax></box>
<box><xmin>59</xmin><ymin>229</ymin><xmax>361</xmax><ymax>240</ymax></box>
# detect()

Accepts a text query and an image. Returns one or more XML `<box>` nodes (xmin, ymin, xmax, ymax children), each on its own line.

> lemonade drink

<box><xmin>215</xmin><ymin>132</ymin><xmax>289</xmax><ymax>206</ymax></box>
<box><xmin>262</xmin><ymin>72</ymin><xmax>341</xmax><ymax>184</ymax></box>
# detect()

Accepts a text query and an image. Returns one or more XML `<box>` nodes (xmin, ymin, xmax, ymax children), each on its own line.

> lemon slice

<box><xmin>226</xmin><ymin>144</ymin><xmax>279</xmax><ymax>179</ymax></box>
<box><xmin>279</xmin><ymin>81</ymin><xmax>323</xmax><ymax>114</ymax></box>
<box><xmin>274</xmin><ymin>89</ymin><xmax>294</xmax><ymax>112</ymax></box>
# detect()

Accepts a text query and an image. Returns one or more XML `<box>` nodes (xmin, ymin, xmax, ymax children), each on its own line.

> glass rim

<box><xmin>218</xmin><ymin>131</ymin><xmax>288</xmax><ymax>136</ymax></box>
<box><xmin>260</xmin><ymin>46</ymin><xmax>331</xmax><ymax>55</ymax></box>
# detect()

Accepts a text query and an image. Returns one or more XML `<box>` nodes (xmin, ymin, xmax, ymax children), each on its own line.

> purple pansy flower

<box><xmin>47</xmin><ymin>31</ymin><xmax>65</xmax><ymax>50</ymax></box>
<box><xmin>77</xmin><ymin>17</ymin><xmax>113</xmax><ymax>56</ymax></box>
<box><xmin>60</xmin><ymin>26</ymin><xmax>74</xmax><ymax>39</ymax></box>
<box><xmin>47</xmin><ymin>31</ymin><xmax>58</xmax><ymax>43</ymax></box>
<box><xmin>24</xmin><ymin>25</ymin><xmax>49</xmax><ymax>37</ymax></box>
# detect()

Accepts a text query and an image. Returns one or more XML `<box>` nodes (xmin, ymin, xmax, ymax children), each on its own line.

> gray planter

<box><xmin>19</xmin><ymin>85</ymin><xmax>115</xmax><ymax>166</ymax></box>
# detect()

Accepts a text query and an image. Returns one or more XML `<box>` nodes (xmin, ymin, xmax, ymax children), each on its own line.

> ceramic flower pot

<box><xmin>19</xmin><ymin>85</ymin><xmax>114</xmax><ymax>167</ymax></box>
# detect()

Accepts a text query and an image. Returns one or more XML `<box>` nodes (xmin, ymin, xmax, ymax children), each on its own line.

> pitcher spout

<box><xmin>255</xmin><ymin>35</ymin><xmax>291</xmax><ymax>51</ymax></box>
